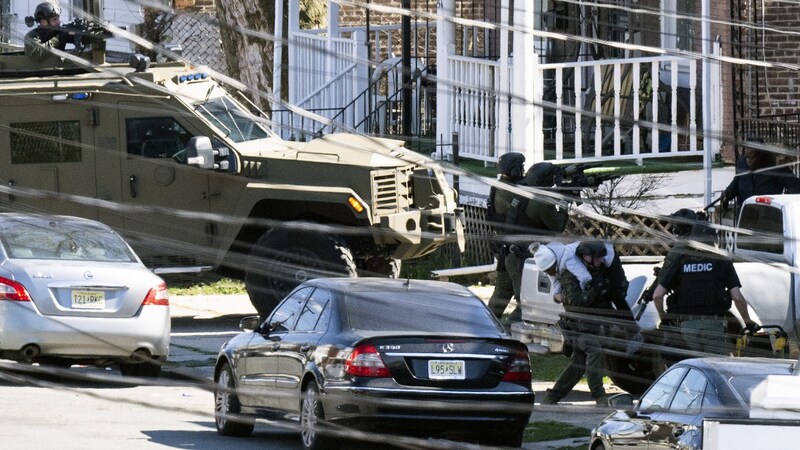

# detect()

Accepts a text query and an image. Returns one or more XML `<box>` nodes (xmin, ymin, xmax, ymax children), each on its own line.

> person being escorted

<box><xmin>651</xmin><ymin>222</ymin><xmax>759</xmax><ymax>357</ymax></box>
<box><xmin>541</xmin><ymin>241</ymin><xmax>637</xmax><ymax>406</ymax></box>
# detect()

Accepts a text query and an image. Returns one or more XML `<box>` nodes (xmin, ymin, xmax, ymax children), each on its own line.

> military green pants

<box><xmin>680</xmin><ymin>317</ymin><xmax>729</xmax><ymax>356</ymax></box>
<box><xmin>549</xmin><ymin>333</ymin><xmax>606</xmax><ymax>400</ymax></box>
<box><xmin>488</xmin><ymin>251</ymin><xmax>525</xmax><ymax>324</ymax></box>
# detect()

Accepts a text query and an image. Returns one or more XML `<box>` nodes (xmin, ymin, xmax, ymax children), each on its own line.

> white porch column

<box><xmin>354</xmin><ymin>30</ymin><xmax>369</xmax><ymax>132</ymax></box>
<box><xmin>497</xmin><ymin>0</ymin><xmax>510</xmax><ymax>160</ymax></box>
<box><xmin>272</xmin><ymin>0</ymin><xmax>284</xmax><ymax>113</ymax></box>
<box><xmin>511</xmin><ymin>1</ymin><xmax>537</xmax><ymax>163</ymax></box>
<box><xmin>702</xmin><ymin>0</ymin><xmax>712</xmax><ymax>205</ymax></box>
<box><xmin>288</xmin><ymin>0</ymin><xmax>300</xmax><ymax>106</ymax></box>
<box><xmin>436</xmin><ymin>0</ymin><xmax>455</xmax><ymax>159</ymax></box>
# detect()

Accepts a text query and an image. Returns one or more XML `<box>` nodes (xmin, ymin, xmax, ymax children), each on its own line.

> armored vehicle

<box><xmin>0</xmin><ymin>47</ymin><xmax>465</xmax><ymax>315</ymax></box>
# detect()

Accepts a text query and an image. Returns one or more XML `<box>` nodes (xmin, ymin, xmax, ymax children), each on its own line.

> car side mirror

<box><xmin>239</xmin><ymin>316</ymin><xmax>260</xmax><ymax>332</ymax></box>
<box><xmin>608</xmin><ymin>393</ymin><xmax>634</xmax><ymax>409</ymax></box>
<box><xmin>185</xmin><ymin>136</ymin><xmax>215</xmax><ymax>169</ymax></box>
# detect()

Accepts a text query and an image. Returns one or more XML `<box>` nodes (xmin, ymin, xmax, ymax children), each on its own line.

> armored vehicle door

<box><xmin>117</xmin><ymin>102</ymin><xmax>213</xmax><ymax>266</ymax></box>
<box><xmin>0</xmin><ymin>102</ymin><xmax>98</xmax><ymax>219</ymax></box>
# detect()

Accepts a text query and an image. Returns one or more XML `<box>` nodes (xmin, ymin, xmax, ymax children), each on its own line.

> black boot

<box><xmin>541</xmin><ymin>389</ymin><xmax>560</xmax><ymax>405</ymax></box>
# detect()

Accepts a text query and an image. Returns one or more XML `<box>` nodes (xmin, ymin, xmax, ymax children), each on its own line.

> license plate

<box><xmin>428</xmin><ymin>360</ymin><xmax>465</xmax><ymax>380</ymax></box>
<box><xmin>71</xmin><ymin>290</ymin><xmax>105</xmax><ymax>309</ymax></box>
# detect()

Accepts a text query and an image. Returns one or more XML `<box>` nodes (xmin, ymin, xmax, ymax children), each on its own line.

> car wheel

<box><xmin>591</xmin><ymin>440</ymin><xmax>607</xmax><ymax>450</ymax></box>
<box><xmin>214</xmin><ymin>362</ymin><xmax>255</xmax><ymax>437</ymax></box>
<box><xmin>245</xmin><ymin>224</ymin><xmax>356</xmax><ymax>317</ymax></box>
<box><xmin>483</xmin><ymin>426</ymin><xmax>524</xmax><ymax>448</ymax></box>
<box><xmin>358</xmin><ymin>257</ymin><xmax>401</xmax><ymax>278</ymax></box>
<box><xmin>301</xmin><ymin>382</ymin><xmax>337</xmax><ymax>450</ymax></box>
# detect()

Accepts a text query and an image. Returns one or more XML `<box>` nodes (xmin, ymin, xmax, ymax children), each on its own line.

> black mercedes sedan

<box><xmin>213</xmin><ymin>278</ymin><xmax>534</xmax><ymax>449</ymax></box>
<box><xmin>589</xmin><ymin>357</ymin><xmax>796</xmax><ymax>450</ymax></box>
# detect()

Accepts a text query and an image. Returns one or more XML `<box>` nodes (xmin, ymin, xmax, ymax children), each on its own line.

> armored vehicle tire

<box><xmin>245</xmin><ymin>225</ymin><xmax>356</xmax><ymax>317</ymax></box>
<box><xmin>605</xmin><ymin>350</ymin><xmax>665</xmax><ymax>397</ymax></box>
<box><xmin>358</xmin><ymin>257</ymin><xmax>401</xmax><ymax>278</ymax></box>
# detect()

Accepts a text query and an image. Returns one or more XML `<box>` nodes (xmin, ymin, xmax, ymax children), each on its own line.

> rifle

<box><xmin>634</xmin><ymin>266</ymin><xmax>661</xmax><ymax>321</ymax></box>
<box><xmin>553</xmin><ymin>163</ymin><xmax>621</xmax><ymax>192</ymax></box>
<box><xmin>62</xmin><ymin>18</ymin><xmax>113</xmax><ymax>52</ymax></box>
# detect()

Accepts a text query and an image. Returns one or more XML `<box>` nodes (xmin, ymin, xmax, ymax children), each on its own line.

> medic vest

<box><xmin>668</xmin><ymin>254</ymin><xmax>731</xmax><ymax>315</ymax></box>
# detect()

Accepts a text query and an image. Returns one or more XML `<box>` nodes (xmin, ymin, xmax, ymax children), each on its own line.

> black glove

<box><xmin>744</xmin><ymin>321</ymin><xmax>760</xmax><ymax>334</ymax></box>
<box><xmin>589</xmin><ymin>273</ymin><xmax>607</xmax><ymax>294</ymax></box>
<box><xmin>720</xmin><ymin>191</ymin><xmax>731</xmax><ymax>211</ymax></box>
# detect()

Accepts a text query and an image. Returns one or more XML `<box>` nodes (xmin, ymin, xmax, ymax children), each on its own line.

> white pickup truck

<box><xmin>519</xmin><ymin>194</ymin><xmax>800</xmax><ymax>395</ymax></box>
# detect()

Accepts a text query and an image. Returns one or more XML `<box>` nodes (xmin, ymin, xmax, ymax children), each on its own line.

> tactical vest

<box><xmin>669</xmin><ymin>254</ymin><xmax>731</xmax><ymax>315</ymax></box>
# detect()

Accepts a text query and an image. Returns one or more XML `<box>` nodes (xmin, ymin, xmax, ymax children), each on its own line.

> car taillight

<box><xmin>344</xmin><ymin>343</ymin><xmax>390</xmax><ymax>378</ymax></box>
<box><xmin>502</xmin><ymin>348</ymin><xmax>531</xmax><ymax>382</ymax></box>
<box><xmin>0</xmin><ymin>276</ymin><xmax>31</xmax><ymax>302</ymax></box>
<box><xmin>142</xmin><ymin>283</ymin><xmax>169</xmax><ymax>306</ymax></box>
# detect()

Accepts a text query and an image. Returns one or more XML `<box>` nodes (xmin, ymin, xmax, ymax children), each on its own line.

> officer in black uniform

<box><xmin>652</xmin><ymin>222</ymin><xmax>758</xmax><ymax>356</ymax></box>
<box><xmin>487</xmin><ymin>158</ymin><xmax>570</xmax><ymax>326</ymax></box>
<box><xmin>486</xmin><ymin>152</ymin><xmax>526</xmax><ymax>325</ymax></box>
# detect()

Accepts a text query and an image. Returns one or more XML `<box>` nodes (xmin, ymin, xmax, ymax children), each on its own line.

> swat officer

<box><xmin>486</xmin><ymin>152</ymin><xmax>526</xmax><ymax>325</ymax></box>
<box><xmin>24</xmin><ymin>2</ymin><xmax>78</xmax><ymax>61</ymax></box>
<box><xmin>652</xmin><ymin>222</ymin><xmax>758</xmax><ymax>356</ymax></box>
<box><xmin>541</xmin><ymin>241</ymin><xmax>633</xmax><ymax>406</ymax></box>
<box><xmin>487</xmin><ymin>159</ymin><xmax>570</xmax><ymax>326</ymax></box>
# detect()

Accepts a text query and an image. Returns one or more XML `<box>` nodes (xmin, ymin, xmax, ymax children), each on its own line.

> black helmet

<box><xmin>576</xmin><ymin>241</ymin><xmax>607</xmax><ymax>259</ymax></box>
<box><xmin>523</xmin><ymin>162</ymin><xmax>557</xmax><ymax>187</ymax></box>
<box><xmin>670</xmin><ymin>208</ymin><xmax>697</xmax><ymax>237</ymax></box>
<box><xmin>34</xmin><ymin>2</ymin><xmax>61</xmax><ymax>21</ymax></box>
<box><xmin>498</xmin><ymin>152</ymin><xmax>525</xmax><ymax>181</ymax></box>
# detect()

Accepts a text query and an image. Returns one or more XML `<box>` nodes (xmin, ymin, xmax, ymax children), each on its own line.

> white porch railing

<box><xmin>444</xmin><ymin>47</ymin><xmax>723</xmax><ymax>165</ymax></box>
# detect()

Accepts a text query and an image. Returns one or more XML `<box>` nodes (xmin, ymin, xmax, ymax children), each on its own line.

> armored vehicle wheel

<box><xmin>358</xmin><ymin>257</ymin><xmax>401</xmax><ymax>278</ymax></box>
<box><xmin>605</xmin><ymin>350</ymin><xmax>665</xmax><ymax>397</ymax></box>
<box><xmin>245</xmin><ymin>224</ymin><xmax>356</xmax><ymax>317</ymax></box>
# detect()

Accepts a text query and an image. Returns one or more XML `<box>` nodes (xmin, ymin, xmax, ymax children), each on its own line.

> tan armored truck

<box><xmin>0</xmin><ymin>49</ymin><xmax>465</xmax><ymax>315</ymax></box>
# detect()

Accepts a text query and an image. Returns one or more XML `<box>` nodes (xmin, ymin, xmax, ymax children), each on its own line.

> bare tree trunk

<box><xmin>215</xmin><ymin>0</ymin><xmax>276</xmax><ymax>111</ymax></box>
<box><xmin>215</xmin><ymin>0</ymin><xmax>327</xmax><ymax>111</ymax></box>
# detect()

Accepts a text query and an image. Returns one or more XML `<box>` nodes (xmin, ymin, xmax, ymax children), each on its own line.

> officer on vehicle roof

<box><xmin>720</xmin><ymin>139</ymin><xmax>800</xmax><ymax>212</ymax></box>
<box><xmin>24</xmin><ymin>2</ymin><xmax>77</xmax><ymax>61</ymax></box>
<box><xmin>652</xmin><ymin>222</ymin><xmax>758</xmax><ymax>356</ymax></box>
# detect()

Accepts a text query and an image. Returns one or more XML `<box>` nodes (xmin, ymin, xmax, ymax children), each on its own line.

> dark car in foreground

<box><xmin>589</xmin><ymin>357</ymin><xmax>797</xmax><ymax>450</ymax></box>
<box><xmin>0</xmin><ymin>213</ymin><xmax>170</xmax><ymax>377</ymax></box>
<box><xmin>214</xmin><ymin>277</ymin><xmax>534</xmax><ymax>448</ymax></box>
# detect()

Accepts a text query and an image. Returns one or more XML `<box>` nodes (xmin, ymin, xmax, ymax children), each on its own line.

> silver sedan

<box><xmin>0</xmin><ymin>213</ymin><xmax>170</xmax><ymax>377</ymax></box>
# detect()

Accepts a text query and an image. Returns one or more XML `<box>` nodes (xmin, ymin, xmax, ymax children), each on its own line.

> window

<box><xmin>737</xmin><ymin>204</ymin><xmax>784</xmax><ymax>254</ymax></box>
<box><xmin>639</xmin><ymin>366</ymin><xmax>688</xmax><ymax>412</ymax></box>
<box><xmin>268</xmin><ymin>287</ymin><xmax>312</xmax><ymax>333</ymax></box>
<box><xmin>126</xmin><ymin>117</ymin><xmax>193</xmax><ymax>162</ymax></box>
<box><xmin>295</xmin><ymin>288</ymin><xmax>331</xmax><ymax>332</ymax></box>
<box><xmin>662</xmin><ymin>0</ymin><xmax>695</xmax><ymax>51</ymax></box>
<box><xmin>669</xmin><ymin>368</ymin><xmax>707</xmax><ymax>414</ymax></box>
<box><xmin>10</xmin><ymin>121</ymin><xmax>81</xmax><ymax>164</ymax></box>
<box><xmin>194</xmin><ymin>95</ymin><xmax>272</xmax><ymax>143</ymax></box>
